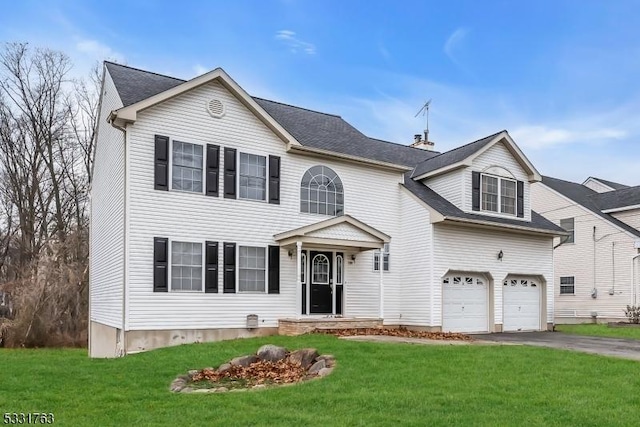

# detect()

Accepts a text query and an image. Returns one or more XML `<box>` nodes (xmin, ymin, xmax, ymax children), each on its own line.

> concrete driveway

<box><xmin>475</xmin><ymin>332</ymin><xmax>640</xmax><ymax>361</ymax></box>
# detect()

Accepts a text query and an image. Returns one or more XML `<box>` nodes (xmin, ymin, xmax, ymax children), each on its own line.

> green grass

<box><xmin>2</xmin><ymin>335</ymin><xmax>640</xmax><ymax>426</ymax></box>
<box><xmin>556</xmin><ymin>323</ymin><xmax>640</xmax><ymax>340</ymax></box>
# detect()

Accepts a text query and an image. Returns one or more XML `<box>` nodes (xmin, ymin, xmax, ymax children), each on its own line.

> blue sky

<box><xmin>2</xmin><ymin>0</ymin><xmax>639</xmax><ymax>184</ymax></box>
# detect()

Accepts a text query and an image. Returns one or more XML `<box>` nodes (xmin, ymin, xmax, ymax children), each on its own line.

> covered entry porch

<box><xmin>274</xmin><ymin>215</ymin><xmax>390</xmax><ymax>323</ymax></box>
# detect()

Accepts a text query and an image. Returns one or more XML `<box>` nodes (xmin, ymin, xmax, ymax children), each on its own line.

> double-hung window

<box><xmin>374</xmin><ymin>243</ymin><xmax>390</xmax><ymax>272</ymax></box>
<box><xmin>239</xmin><ymin>246</ymin><xmax>266</xmax><ymax>292</ymax></box>
<box><xmin>560</xmin><ymin>218</ymin><xmax>575</xmax><ymax>244</ymax></box>
<box><xmin>239</xmin><ymin>153</ymin><xmax>266</xmax><ymax>201</ymax></box>
<box><xmin>481</xmin><ymin>174</ymin><xmax>516</xmax><ymax>215</ymax></box>
<box><xmin>172</xmin><ymin>141</ymin><xmax>203</xmax><ymax>192</ymax></box>
<box><xmin>171</xmin><ymin>241</ymin><xmax>203</xmax><ymax>291</ymax></box>
<box><xmin>559</xmin><ymin>276</ymin><xmax>575</xmax><ymax>295</ymax></box>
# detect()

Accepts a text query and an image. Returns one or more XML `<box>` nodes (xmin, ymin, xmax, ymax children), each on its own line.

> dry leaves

<box><xmin>314</xmin><ymin>326</ymin><xmax>472</xmax><ymax>341</ymax></box>
<box><xmin>192</xmin><ymin>359</ymin><xmax>309</xmax><ymax>385</ymax></box>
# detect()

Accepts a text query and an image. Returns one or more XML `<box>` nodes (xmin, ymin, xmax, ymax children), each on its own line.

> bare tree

<box><xmin>0</xmin><ymin>42</ymin><xmax>99</xmax><ymax>347</ymax></box>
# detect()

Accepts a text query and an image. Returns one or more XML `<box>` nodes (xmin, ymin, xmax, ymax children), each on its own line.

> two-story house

<box><xmin>89</xmin><ymin>62</ymin><xmax>564</xmax><ymax>357</ymax></box>
<box><xmin>532</xmin><ymin>177</ymin><xmax>640</xmax><ymax>323</ymax></box>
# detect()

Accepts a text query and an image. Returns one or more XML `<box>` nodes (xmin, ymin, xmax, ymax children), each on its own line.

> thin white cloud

<box><xmin>193</xmin><ymin>64</ymin><xmax>209</xmax><ymax>77</ymax></box>
<box><xmin>275</xmin><ymin>30</ymin><xmax>316</xmax><ymax>55</ymax></box>
<box><xmin>76</xmin><ymin>39</ymin><xmax>123</xmax><ymax>62</ymax></box>
<box><xmin>444</xmin><ymin>27</ymin><xmax>470</xmax><ymax>63</ymax></box>
<box><xmin>511</xmin><ymin>125</ymin><xmax>627</xmax><ymax>149</ymax></box>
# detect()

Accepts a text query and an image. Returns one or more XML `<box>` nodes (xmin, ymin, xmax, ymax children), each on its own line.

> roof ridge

<box><xmin>252</xmin><ymin>96</ymin><xmax>342</xmax><ymax>118</ymax></box>
<box><xmin>104</xmin><ymin>61</ymin><xmax>186</xmax><ymax>83</ymax></box>
<box><xmin>367</xmin><ymin>136</ymin><xmax>441</xmax><ymax>154</ymax></box>
<box><xmin>416</xmin><ymin>129</ymin><xmax>506</xmax><ymax>163</ymax></box>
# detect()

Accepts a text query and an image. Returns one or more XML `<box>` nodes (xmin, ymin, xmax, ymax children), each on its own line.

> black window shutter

<box><xmin>517</xmin><ymin>180</ymin><xmax>525</xmax><ymax>218</ymax></box>
<box><xmin>472</xmin><ymin>171</ymin><xmax>481</xmax><ymax>211</ymax></box>
<box><xmin>268</xmin><ymin>155</ymin><xmax>281</xmax><ymax>204</ymax></box>
<box><xmin>223</xmin><ymin>242</ymin><xmax>236</xmax><ymax>293</ymax></box>
<box><xmin>268</xmin><ymin>245</ymin><xmax>280</xmax><ymax>294</ymax></box>
<box><xmin>206</xmin><ymin>144</ymin><xmax>220</xmax><ymax>197</ymax></box>
<box><xmin>205</xmin><ymin>241</ymin><xmax>219</xmax><ymax>293</ymax></box>
<box><xmin>154</xmin><ymin>135</ymin><xmax>169</xmax><ymax>191</ymax></box>
<box><xmin>224</xmin><ymin>148</ymin><xmax>237</xmax><ymax>199</ymax></box>
<box><xmin>153</xmin><ymin>237</ymin><xmax>168</xmax><ymax>292</ymax></box>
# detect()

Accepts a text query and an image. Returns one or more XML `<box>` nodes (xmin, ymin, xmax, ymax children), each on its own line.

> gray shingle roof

<box><xmin>253</xmin><ymin>98</ymin><xmax>439</xmax><ymax>167</ymax></box>
<box><xmin>105</xmin><ymin>62</ymin><xmax>439</xmax><ymax>167</ymax></box>
<box><xmin>588</xmin><ymin>177</ymin><xmax>630</xmax><ymax>191</ymax></box>
<box><xmin>542</xmin><ymin>176</ymin><xmax>640</xmax><ymax>238</ymax></box>
<box><xmin>410</xmin><ymin>131</ymin><xmax>503</xmax><ymax>178</ymax></box>
<box><xmin>105</xmin><ymin>62</ymin><xmax>184</xmax><ymax>107</ymax></box>
<box><xmin>590</xmin><ymin>186</ymin><xmax>640</xmax><ymax>211</ymax></box>
<box><xmin>403</xmin><ymin>172</ymin><xmax>565</xmax><ymax>234</ymax></box>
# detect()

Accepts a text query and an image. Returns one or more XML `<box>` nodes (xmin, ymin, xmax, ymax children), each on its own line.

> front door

<box><xmin>310</xmin><ymin>251</ymin><xmax>333</xmax><ymax>314</ymax></box>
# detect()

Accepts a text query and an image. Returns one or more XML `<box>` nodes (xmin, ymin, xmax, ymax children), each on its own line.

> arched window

<box><xmin>312</xmin><ymin>254</ymin><xmax>330</xmax><ymax>284</ymax></box>
<box><xmin>300</xmin><ymin>166</ymin><xmax>344</xmax><ymax>216</ymax></box>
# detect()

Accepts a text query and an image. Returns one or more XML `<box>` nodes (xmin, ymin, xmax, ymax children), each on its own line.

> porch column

<box><xmin>379</xmin><ymin>253</ymin><xmax>384</xmax><ymax>320</ymax></box>
<box><xmin>296</xmin><ymin>241</ymin><xmax>302</xmax><ymax>317</ymax></box>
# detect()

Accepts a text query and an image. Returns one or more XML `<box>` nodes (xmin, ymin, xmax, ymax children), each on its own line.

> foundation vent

<box><xmin>246</xmin><ymin>314</ymin><xmax>259</xmax><ymax>329</ymax></box>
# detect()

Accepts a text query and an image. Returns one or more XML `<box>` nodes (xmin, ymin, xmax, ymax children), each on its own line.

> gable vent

<box><xmin>207</xmin><ymin>99</ymin><xmax>225</xmax><ymax>118</ymax></box>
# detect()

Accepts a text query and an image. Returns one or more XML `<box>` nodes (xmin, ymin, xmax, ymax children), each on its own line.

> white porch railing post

<box><xmin>296</xmin><ymin>241</ymin><xmax>303</xmax><ymax>317</ymax></box>
<box><xmin>379</xmin><ymin>251</ymin><xmax>384</xmax><ymax>320</ymax></box>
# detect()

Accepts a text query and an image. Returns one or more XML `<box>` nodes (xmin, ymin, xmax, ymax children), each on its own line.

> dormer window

<box><xmin>481</xmin><ymin>174</ymin><xmax>516</xmax><ymax>215</ymax></box>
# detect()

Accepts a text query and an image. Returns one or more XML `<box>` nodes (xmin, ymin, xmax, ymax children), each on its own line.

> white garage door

<box><xmin>442</xmin><ymin>274</ymin><xmax>488</xmax><ymax>333</ymax></box>
<box><xmin>503</xmin><ymin>277</ymin><xmax>541</xmax><ymax>332</ymax></box>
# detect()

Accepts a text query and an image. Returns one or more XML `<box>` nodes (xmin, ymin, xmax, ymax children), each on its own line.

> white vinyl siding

<box><xmin>125</xmin><ymin>80</ymin><xmax>398</xmax><ymax>330</ymax></box>
<box><xmin>532</xmin><ymin>182</ymin><xmax>638</xmax><ymax>320</ymax></box>
<box><xmin>464</xmin><ymin>141</ymin><xmax>532</xmax><ymax>221</ymax></box>
<box><xmin>171</xmin><ymin>241</ymin><xmax>203</xmax><ymax>291</ymax></box>
<box><xmin>433</xmin><ymin>223</ymin><xmax>553</xmax><ymax>329</ymax></box>
<box><xmin>90</xmin><ymin>69</ymin><xmax>125</xmax><ymax>328</ymax></box>
<box><xmin>239</xmin><ymin>153</ymin><xmax>266</xmax><ymax>201</ymax></box>
<box><xmin>171</xmin><ymin>141</ymin><xmax>203</xmax><ymax>193</ymax></box>
<box><xmin>611</xmin><ymin>209</ymin><xmax>640</xmax><ymax>229</ymax></box>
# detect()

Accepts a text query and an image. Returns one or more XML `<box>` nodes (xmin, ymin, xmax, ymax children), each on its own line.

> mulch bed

<box><xmin>192</xmin><ymin>359</ymin><xmax>308</xmax><ymax>388</ymax></box>
<box><xmin>313</xmin><ymin>326</ymin><xmax>472</xmax><ymax>341</ymax></box>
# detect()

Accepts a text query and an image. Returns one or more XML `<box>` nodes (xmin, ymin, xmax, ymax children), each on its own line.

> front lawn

<box><xmin>556</xmin><ymin>323</ymin><xmax>640</xmax><ymax>340</ymax></box>
<box><xmin>2</xmin><ymin>335</ymin><xmax>640</xmax><ymax>426</ymax></box>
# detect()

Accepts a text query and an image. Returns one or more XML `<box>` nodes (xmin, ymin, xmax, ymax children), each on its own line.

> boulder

<box><xmin>316</xmin><ymin>354</ymin><xmax>335</xmax><ymax>368</ymax></box>
<box><xmin>230</xmin><ymin>355</ymin><xmax>259</xmax><ymax>367</ymax></box>
<box><xmin>317</xmin><ymin>367</ymin><xmax>333</xmax><ymax>377</ymax></box>
<box><xmin>257</xmin><ymin>344</ymin><xmax>288</xmax><ymax>362</ymax></box>
<box><xmin>308</xmin><ymin>359</ymin><xmax>326</xmax><ymax>375</ymax></box>
<box><xmin>217</xmin><ymin>363</ymin><xmax>232</xmax><ymax>373</ymax></box>
<box><xmin>288</xmin><ymin>348</ymin><xmax>319</xmax><ymax>369</ymax></box>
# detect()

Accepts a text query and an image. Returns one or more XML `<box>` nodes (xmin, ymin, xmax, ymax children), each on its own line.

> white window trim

<box><xmin>169</xmin><ymin>139</ymin><xmax>205</xmax><ymax>195</ymax></box>
<box><xmin>237</xmin><ymin>151</ymin><xmax>268</xmax><ymax>203</ymax></box>
<box><xmin>237</xmin><ymin>244</ymin><xmax>268</xmax><ymax>294</ymax></box>
<box><xmin>560</xmin><ymin>218</ymin><xmax>575</xmax><ymax>244</ymax></box>
<box><xmin>480</xmin><ymin>173</ymin><xmax>517</xmax><ymax>217</ymax></box>
<box><xmin>336</xmin><ymin>254</ymin><xmax>343</xmax><ymax>285</ymax></box>
<box><xmin>311</xmin><ymin>254</ymin><xmax>331</xmax><ymax>284</ymax></box>
<box><xmin>299</xmin><ymin>165</ymin><xmax>345</xmax><ymax>217</ymax></box>
<box><xmin>168</xmin><ymin>238</ymin><xmax>205</xmax><ymax>293</ymax></box>
<box><xmin>373</xmin><ymin>243</ymin><xmax>390</xmax><ymax>272</ymax></box>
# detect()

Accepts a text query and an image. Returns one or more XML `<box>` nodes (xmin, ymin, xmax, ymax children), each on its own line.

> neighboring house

<box><xmin>532</xmin><ymin>177</ymin><xmax>640</xmax><ymax>323</ymax></box>
<box><xmin>89</xmin><ymin>62</ymin><xmax>564</xmax><ymax>357</ymax></box>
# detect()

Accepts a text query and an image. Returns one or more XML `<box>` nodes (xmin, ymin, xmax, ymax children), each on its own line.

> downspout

<box><xmin>611</xmin><ymin>242</ymin><xmax>615</xmax><ymax>294</ymax></box>
<box><xmin>633</xmin><ymin>253</ymin><xmax>640</xmax><ymax>307</ymax></box>
<box><xmin>592</xmin><ymin>226</ymin><xmax>597</xmax><ymax>298</ymax></box>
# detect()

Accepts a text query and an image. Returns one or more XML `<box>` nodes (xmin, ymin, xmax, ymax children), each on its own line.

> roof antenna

<box><xmin>414</xmin><ymin>99</ymin><xmax>432</xmax><ymax>143</ymax></box>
